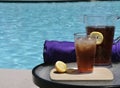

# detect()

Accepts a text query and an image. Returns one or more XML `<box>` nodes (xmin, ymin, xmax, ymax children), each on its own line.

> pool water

<box><xmin>0</xmin><ymin>1</ymin><xmax>120</xmax><ymax>69</ymax></box>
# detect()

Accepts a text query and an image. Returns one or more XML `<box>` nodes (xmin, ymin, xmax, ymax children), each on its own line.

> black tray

<box><xmin>32</xmin><ymin>62</ymin><xmax>120</xmax><ymax>88</ymax></box>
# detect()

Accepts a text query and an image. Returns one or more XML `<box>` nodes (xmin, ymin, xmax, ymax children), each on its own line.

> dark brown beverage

<box><xmin>86</xmin><ymin>26</ymin><xmax>115</xmax><ymax>65</ymax></box>
<box><xmin>74</xmin><ymin>34</ymin><xmax>96</xmax><ymax>73</ymax></box>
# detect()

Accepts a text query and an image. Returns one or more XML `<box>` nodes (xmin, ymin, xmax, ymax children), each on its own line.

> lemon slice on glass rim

<box><xmin>90</xmin><ymin>31</ymin><xmax>104</xmax><ymax>45</ymax></box>
<box><xmin>55</xmin><ymin>61</ymin><xmax>67</xmax><ymax>73</ymax></box>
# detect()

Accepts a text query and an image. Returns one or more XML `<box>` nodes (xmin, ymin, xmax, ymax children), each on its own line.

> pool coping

<box><xmin>0</xmin><ymin>69</ymin><xmax>38</xmax><ymax>88</ymax></box>
<box><xmin>0</xmin><ymin>0</ymin><xmax>119</xmax><ymax>3</ymax></box>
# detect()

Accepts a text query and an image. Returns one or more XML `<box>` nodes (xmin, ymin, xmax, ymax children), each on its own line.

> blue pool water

<box><xmin>0</xmin><ymin>1</ymin><xmax>120</xmax><ymax>69</ymax></box>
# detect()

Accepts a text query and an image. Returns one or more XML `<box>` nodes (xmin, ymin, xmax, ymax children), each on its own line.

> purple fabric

<box><xmin>43</xmin><ymin>40</ymin><xmax>120</xmax><ymax>64</ymax></box>
<box><xmin>43</xmin><ymin>40</ymin><xmax>76</xmax><ymax>64</ymax></box>
<box><xmin>112</xmin><ymin>41</ymin><xmax>120</xmax><ymax>62</ymax></box>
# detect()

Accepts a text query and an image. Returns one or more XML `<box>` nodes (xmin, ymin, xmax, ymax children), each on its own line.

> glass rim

<box><xmin>84</xmin><ymin>14</ymin><xmax>117</xmax><ymax>17</ymax></box>
<box><xmin>74</xmin><ymin>32</ymin><xmax>86</xmax><ymax>36</ymax></box>
<box><xmin>74</xmin><ymin>32</ymin><xmax>96</xmax><ymax>40</ymax></box>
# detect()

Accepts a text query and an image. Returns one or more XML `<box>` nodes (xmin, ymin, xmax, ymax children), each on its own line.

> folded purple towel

<box><xmin>43</xmin><ymin>40</ymin><xmax>120</xmax><ymax>64</ymax></box>
<box><xmin>43</xmin><ymin>40</ymin><xmax>76</xmax><ymax>64</ymax></box>
<box><xmin>112</xmin><ymin>40</ymin><xmax>120</xmax><ymax>62</ymax></box>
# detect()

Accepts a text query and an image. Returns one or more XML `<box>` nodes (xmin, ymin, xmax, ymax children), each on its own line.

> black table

<box><xmin>32</xmin><ymin>62</ymin><xmax>120</xmax><ymax>88</ymax></box>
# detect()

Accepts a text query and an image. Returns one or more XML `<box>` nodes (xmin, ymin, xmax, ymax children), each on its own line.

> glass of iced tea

<box><xmin>74</xmin><ymin>33</ymin><xmax>96</xmax><ymax>73</ymax></box>
<box><xmin>84</xmin><ymin>15</ymin><xmax>115</xmax><ymax>66</ymax></box>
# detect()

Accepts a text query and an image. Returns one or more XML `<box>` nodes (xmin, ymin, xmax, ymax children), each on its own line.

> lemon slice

<box><xmin>55</xmin><ymin>61</ymin><xmax>67</xmax><ymax>73</ymax></box>
<box><xmin>90</xmin><ymin>31</ymin><xmax>104</xmax><ymax>45</ymax></box>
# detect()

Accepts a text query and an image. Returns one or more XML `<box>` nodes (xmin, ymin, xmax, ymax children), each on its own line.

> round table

<box><xmin>32</xmin><ymin>62</ymin><xmax>120</xmax><ymax>88</ymax></box>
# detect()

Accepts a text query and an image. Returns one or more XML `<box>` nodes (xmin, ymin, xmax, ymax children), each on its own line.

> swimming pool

<box><xmin>0</xmin><ymin>1</ymin><xmax>120</xmax><ymax>69</ymax></box>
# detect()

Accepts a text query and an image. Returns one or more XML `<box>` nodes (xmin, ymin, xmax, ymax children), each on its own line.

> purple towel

<box><xmin>112</xmin><ymin>40</ymin><xmax>120</xmax><ymax>62</ymax></box>
<box><xmin>43</xmin><ymin>40</ymin><xmax>120</xmax><ymax>64</ymax></box>
<box><xmin>43</xmin><ymin>40</ymin><xmax>76</xmax><ymax>64</ymax></box>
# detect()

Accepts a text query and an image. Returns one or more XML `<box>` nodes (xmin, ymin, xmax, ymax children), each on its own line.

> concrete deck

<box><xmin>0</xmin><ymin>69</ymin><xmax>38</xmax><ymax>88</ymax></box>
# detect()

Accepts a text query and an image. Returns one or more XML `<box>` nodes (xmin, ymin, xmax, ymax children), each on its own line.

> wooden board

<box><xmin>50</xmin><ymin>67</ymin><xmax>113</xmax><ymax>81</ymax></box>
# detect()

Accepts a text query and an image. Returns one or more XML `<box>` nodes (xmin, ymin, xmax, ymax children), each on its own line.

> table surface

<box><xmin>32</xmin><ymin>62</ymin><xmax>120</xmax><ymax>88</ymax></box>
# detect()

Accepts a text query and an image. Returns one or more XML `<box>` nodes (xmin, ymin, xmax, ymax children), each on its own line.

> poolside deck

<box><xmin>0</xmin><ymin>69</ymin><xmax>38</xmax><ymax>88</ymax></box>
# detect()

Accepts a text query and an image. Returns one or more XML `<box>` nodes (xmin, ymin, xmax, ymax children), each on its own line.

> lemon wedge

<box><xmin>55</xmin><ymin>61</ymin><xmax>67</xmax><ymax>73</ymax></box>
<box><xmin>90</xmin><ymin>31</ymin><xmax>104</xmax><ymax>45</ymax></box>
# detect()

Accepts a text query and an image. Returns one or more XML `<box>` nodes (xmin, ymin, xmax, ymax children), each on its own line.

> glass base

<box><xmin>94</xmin><ymin>63</ymin><xmax>112</xmax><ymax>68</ymax></box>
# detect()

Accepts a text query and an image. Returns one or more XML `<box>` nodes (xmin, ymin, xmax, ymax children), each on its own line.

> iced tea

<box><xmin>74</xmin><ymin>33</ymin><xmax>96</xmax><ymax>73</ymax></box>
<box><xmin>86</xmin><ymin>26</ymin><xmax>115</xmax><ymax>65</ymax></box>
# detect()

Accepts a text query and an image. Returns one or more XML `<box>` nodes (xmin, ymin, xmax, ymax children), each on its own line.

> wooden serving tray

<box><xmin>50</xmin><ymin>67</ymin><xmax>113</xmax><ymax>81</ymax></box>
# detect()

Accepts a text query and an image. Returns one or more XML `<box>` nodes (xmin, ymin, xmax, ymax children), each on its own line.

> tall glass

<box><xmin>74</xmin><ymin>33</ymin><xmax>96</xmax><ymax>73</ymax></box>
<box><xmin>84</xmin><ymin>15</ymin><xmax>115</xmax><ymax>66</ymax></box>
